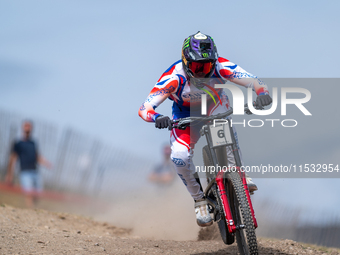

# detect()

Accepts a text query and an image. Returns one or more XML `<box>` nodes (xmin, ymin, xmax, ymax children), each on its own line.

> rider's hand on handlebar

<box><xmin>155</xmin><ymin>115</ymin><xmax>172</xmax><ymax>129</ymax></box>
<box><xmin>256</xmin><ymin>94</ymin><xmax>272</xmax><ymax>108</ymax></box>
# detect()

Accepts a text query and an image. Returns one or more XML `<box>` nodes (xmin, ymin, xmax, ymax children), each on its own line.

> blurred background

<box><xmin>0</xmin><ymin>0</ymin><xmax>339</xmax><ymax>248</ymax></box>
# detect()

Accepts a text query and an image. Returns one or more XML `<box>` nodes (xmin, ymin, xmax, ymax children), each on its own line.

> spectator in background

<box><xmin>148</xmin><ymin>145</ymin><xmax>176</xmax><ymax>185</ymax></box>
<box><xmin>5</xmin><ymin>120</ymin><xmax>52</xmax><ymax>207</ymax></box>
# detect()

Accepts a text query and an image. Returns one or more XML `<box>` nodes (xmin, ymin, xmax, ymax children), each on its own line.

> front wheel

<box><xmin>226</xmin><ymin>172</ymin><xmax>258</xmax><ymax>255</ymax></box>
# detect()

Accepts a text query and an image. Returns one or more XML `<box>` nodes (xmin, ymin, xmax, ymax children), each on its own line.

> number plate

<box><xmin>209</xmin><ymin>123</ymin><xmax>233</xmax><ymax>147</ymax></box>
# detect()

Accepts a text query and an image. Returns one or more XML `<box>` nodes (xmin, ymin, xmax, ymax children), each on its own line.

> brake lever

<box><xmin>252</xmin><ymin>101</ymin><xmax>264</xmax><ymax>110</ymax></box>
<box><xmin>168</xmin><ymin>120</ymin><xmax>175</xmax><ymax>131</ymax></box>
<box><xmin>178</xmin><ymin>124</ymin><xmax>189</xmax><ymax>130</ymax></box>
<box><xmin>169</xmin><ymin>119</ymin><xmax>191</xmax><ymax>130</ymax></box>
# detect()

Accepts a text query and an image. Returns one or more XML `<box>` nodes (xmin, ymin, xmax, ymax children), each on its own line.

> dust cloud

<box><xmin>94</xmin><ymin>179</ymin><xmax>201</xmax><ymax>241</ymax></box>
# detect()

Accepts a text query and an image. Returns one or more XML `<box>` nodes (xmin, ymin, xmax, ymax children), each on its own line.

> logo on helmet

<box><xmin>183</xmin><ymin>37</ymin><xmax>190</xmax><ymax>49</ymax></box>
<box><xmin>194</xmin><ymin>32</ymin><xmax>207</xmax><ymax>40</ymax></box>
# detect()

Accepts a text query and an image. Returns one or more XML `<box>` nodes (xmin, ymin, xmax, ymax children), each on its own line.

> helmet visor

<box><xmin>188</xmin><ymin>61</ymin><xmax>214</xmax><ymax>78</ymax></box>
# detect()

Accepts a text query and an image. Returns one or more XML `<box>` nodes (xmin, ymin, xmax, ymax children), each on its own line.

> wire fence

<box><xmin>0</xmin><ymin>108</ymin><xmax>152</xmax><ymax>197</ymax></box>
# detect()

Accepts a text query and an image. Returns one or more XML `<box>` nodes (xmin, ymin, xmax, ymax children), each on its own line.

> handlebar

<box><xmin>169</xmin><ymin>102</ymin><xmax>262</xmax><ymax>130</ymax></box>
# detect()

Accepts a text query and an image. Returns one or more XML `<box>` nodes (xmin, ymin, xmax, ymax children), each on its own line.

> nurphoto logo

<box><xmin>201</xmin><ymin>84</ymin><xmax>312</xmax><ymax>128</ymax></box>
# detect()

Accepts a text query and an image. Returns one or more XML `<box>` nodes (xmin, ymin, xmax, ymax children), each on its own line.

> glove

<box><xmin>255</xmin><ymin>94</ymin><xmax>272</xmax><ymax>108</ymax></box>
<box><xmin>155</xmin><ymin>115</ymin><xmax>171</xmax><ymax>129</ymax></box>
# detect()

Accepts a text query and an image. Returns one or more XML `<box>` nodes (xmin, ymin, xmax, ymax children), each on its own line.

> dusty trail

<box><xmin>0</xmin><ymin>204</ymin><xmax>339</xmax><ymax>255</ymax></box>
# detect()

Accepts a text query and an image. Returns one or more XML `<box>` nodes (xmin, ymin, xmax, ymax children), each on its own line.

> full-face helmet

<box><xmin>181</xmin><ymin>31</ymin><xmax>218</xmax><ymax>80</ymax></box>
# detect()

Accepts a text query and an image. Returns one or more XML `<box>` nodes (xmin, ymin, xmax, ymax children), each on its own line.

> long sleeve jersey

<box><xmin>138</xmin><ymin>57</ymin><xmax>269</xmax><ymax>122</ymax></box>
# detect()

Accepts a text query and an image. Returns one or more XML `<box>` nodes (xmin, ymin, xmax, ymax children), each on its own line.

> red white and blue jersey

<box><xmin>138</xmin><ymin>57</ymin><xmax>269</xmax><ymax>122</ymax></box>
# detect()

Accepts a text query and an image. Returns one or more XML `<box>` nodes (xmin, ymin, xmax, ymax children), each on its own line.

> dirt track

<box><xmin>0</xmin><ymin>204</ymin><xmax>339</xmax><ymax>255</ymax></box>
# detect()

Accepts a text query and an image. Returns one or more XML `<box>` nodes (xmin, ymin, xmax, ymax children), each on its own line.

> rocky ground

<box><xmin>0</xmin><ymin>204</ymin><xmax>339</xmax><ymax>255</ymax></box>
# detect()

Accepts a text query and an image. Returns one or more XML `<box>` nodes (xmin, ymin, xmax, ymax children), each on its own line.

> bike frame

<box><xmin>201</xmin><ymin>119</ymin><xmax>258</xmax><ymax>234</ymax></box>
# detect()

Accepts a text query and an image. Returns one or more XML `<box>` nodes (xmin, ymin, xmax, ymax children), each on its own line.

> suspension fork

<box><xmin>216</xmin><ymin>171</ymin><xmax>236</xmax><ymax>233</ymax></box>
<box><xmin>238</xmin><ymin>168</ymin><xmax>258</xmax><ymax>228</ymax></box>
<box><xmin>216</xmin><ymin>169</ymin><xmax>258</xmax><ymax>233</ymax></box>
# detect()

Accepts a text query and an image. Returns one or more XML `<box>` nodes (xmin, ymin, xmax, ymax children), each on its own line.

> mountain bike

<box><xmin>170</xmin><ymin>104</ymin><xmax>259</xmax><ymax>255</ymax></box>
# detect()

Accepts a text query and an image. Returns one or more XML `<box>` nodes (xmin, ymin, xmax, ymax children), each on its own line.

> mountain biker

<box><xmin>138</xmin><ymin>31</ymin><xmax>272</xmax><ymax>227</ymax></box>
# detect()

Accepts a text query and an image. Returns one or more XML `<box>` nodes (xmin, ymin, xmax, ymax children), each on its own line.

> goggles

<box><xmin>188</xmin><ymin>61</ymin><xmax>215</xmax><ymax>78</ymax></box>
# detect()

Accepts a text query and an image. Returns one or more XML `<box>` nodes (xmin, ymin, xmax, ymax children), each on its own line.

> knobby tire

<box><xmin>227</xmin><ymin>172</ymin><xmax>258</xmax><ymax>255</ymax></box>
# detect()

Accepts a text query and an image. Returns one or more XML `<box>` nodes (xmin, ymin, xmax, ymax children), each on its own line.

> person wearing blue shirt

<box><xmin>6</xmin><ymin>120</ymin><xmax>52</xmax><ymax>207</ymax></box>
